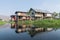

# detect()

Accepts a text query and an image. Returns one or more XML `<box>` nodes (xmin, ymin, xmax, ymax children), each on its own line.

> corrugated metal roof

<box><xmin>32</xmin><ymin>8</ymin><xmax>52</xmax><ymax>14</ymax></box>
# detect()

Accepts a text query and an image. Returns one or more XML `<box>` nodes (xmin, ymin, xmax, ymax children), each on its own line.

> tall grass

<box><xmin>12</xmin><ymin>19</ymin><xmax>60</xmax><ymax>28</ymax></box>
<box><xmin>0</xmin><ymin>20</ymin><xmax>6</xmax><ymax>25</ymax></box>
<box><xmin>18</xmin><ymin>20</ymin><xmax>33</xmax><ymax>25</ymax></box>
<box><xmin>33</xmin><ymin>19</ymin><xmax>60</xmax><ymax>28</ymax></box>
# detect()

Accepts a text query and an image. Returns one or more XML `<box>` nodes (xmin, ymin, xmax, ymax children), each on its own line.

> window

<box><xmin>32</xmin><ymin>13</ymin><xmax>34</xmax><ymax>15</ymax></box>
<box><xmin>47</xmin><ymin>14</ymin><xmax>51</xmax><ymax>16</ymax></box>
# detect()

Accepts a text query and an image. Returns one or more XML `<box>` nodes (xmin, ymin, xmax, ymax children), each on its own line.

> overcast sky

<box><xmin>0</xmin><ymin>0</ymin><xmax>60</xmax><ymax>16</ymax></box>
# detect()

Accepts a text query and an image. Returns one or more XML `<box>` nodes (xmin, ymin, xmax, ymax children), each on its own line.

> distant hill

<box><xmin>0</xmin><ymin>15</ymin><xmax>10</xmax><ymax>21</ymax></box>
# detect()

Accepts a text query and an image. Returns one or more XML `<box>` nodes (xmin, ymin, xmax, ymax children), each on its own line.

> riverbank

<box><xmin>18</xmin><ymin>19</ymin><xmax>60</xmax><ymax>28</ymax></box>
<box><xmin>33</xmin><ymin>19</ymin><xmax>60</xmax><ymax>28</ymax></box>
<box><xmin>0</xmin><ymin>21</ymin><xmax>6</xmax><ymax>25</ymax></box>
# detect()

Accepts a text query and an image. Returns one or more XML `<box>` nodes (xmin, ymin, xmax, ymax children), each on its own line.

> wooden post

<box><xmin>15</xmin><ymin>12</ymin><xmax>18</xmax><ymax>27</ymax></box>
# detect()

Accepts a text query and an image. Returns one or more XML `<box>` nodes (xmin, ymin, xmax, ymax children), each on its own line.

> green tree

<box><xmin>52</xmin><ymin>12</ymin><xmax>58</xmax><ymax>19</ymax></box>
<box><xmin>59</xmin><ymin>13</ymin><xmax>60</xmax><ymax>18</ymax></box>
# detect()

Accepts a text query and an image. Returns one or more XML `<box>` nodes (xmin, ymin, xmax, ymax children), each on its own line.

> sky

<box><xmin>0</xmin><ymin>0</ymin><xmax>60</xmax><ymax>16</ymax></box>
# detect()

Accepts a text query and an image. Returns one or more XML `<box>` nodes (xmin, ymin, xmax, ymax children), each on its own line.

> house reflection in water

<box><xmin>11</xmin><ymin>23</ymin><xmax>56</xmax><ymax>37</ymax></box>
<box><xmin>11</xmin><ymin>23</ymin><xmax>16</xmax><ymax>28</ymax></box>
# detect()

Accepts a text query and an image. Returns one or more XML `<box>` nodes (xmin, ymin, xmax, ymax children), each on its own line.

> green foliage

<box><xmin>0</xmin><ymin>21</ymin><xmax>6</xmax><ymax>25</ymax></box>
<box><xmin>16</xmin><ymin>19</ymin><xmax>60</xmax><ymax>28</ymax></box>
<box><xmin>52</xmin><ymin>12</ymin><xmax>58</xmax><ymax>18</ymax></box>
<box><xmin>18</xmin><ymin>20</ymin><xmax>33</xmax><ymax>25</ymax></box>
<box><xmin>33</xmin><ymin>19</ymin><xmax>60</xmax><ymax>28</ymax></box>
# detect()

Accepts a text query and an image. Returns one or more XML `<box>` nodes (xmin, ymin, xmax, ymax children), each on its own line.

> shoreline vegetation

<box><xmin>0</xmin><ymin>21</ymin><xmax>6</xmax><ymax>25</ymax></box>
<box><xmin>11</xmin><ymin>19</ymin><xmax>60</xmax><ymax>28</ymax></box>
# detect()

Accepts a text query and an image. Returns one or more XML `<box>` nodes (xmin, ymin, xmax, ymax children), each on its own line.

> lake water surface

<box><xmin>0</xmin><ymin>23</ymin><xmax>60</xmax><ymax>40</ymax></box>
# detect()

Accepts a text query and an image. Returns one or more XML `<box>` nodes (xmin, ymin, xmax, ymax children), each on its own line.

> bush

<box><xmin>16</xmin><ymin>19</ymin><xmax>60</xmax><ymax>28</ymax></box>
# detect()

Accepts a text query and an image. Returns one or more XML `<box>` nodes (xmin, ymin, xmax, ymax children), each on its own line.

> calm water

<box><xmin>0</xmin><ymin>23</ymin><xmax>60</xmax><ymax>40</ymax></box>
